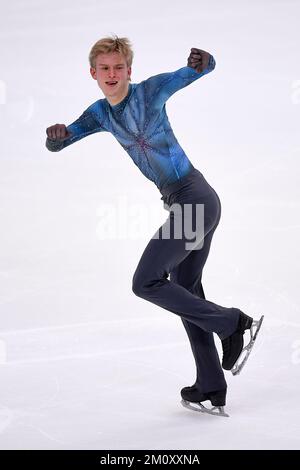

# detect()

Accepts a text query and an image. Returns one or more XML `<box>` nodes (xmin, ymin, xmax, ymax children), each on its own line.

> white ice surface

<box><xmin>0</xmin><ymin>0</ymin><xmax>300</xmax><ymax>450</ymax></box>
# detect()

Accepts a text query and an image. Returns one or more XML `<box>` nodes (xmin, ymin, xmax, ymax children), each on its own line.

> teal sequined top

<box><xmin>46</xmin><ymin>55</ymin><xmax>216</xmax><ymax>191</ymax></box>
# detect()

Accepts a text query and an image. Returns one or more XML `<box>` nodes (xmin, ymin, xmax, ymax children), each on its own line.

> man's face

<box><xmin>90</xmin><ymin>52</ymin><xmax>131</xmax><ymax>104</ymax></box>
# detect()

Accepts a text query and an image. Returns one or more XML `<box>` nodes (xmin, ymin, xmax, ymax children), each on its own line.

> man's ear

<box><xmin>90</xmin><ymin>67</ymin><xmax>97</xmax><ymax>80</ymax></box>
<box><xmin>127</xmin><ymin>66</ymin><xmax>132</xmax><ymax>80</ymax></box>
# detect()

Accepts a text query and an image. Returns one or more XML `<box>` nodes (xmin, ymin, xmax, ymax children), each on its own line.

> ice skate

<box><xmin>222</xmin><ymin>312</ymin><xmax>264</xmax><ymax>376</ymax></box>
<box><xmin>180</xmin><ymin>385</ymin><xmax>229</xmax><ymax>417</ymax></box>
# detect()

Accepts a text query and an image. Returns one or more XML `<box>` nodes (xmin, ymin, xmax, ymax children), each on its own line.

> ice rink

<box><xmin>0</xmin><ymin>0</ymin><xmax>300</xmax><ymax>449</ymax></box>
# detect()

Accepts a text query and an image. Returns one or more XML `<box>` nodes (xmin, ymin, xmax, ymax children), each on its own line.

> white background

<box><xmin>0</xmin><ymin>0</ymin><xmax>300</xmax><ymax>449</ymax></box>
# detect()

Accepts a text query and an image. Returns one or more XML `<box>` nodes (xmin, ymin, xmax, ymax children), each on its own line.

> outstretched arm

<box><xmin>144</xmin><ymin>47</ymin><xmax>216</xmax><ymax>108</ymax></box>
<box><xmin>45</xmin><ymin>103</ymin><xmax>107</xmax><ymax>152</ymax></box>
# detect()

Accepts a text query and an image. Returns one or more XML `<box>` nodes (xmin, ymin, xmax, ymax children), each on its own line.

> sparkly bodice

<box><xmin>46</xmin><ymin>55</ymin><xmax>216</xmax><ymax>191</ymax></box>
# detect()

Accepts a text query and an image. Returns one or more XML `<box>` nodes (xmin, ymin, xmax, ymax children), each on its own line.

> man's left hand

<box><xmin>187</xmin><ymin>48</ymin><xmax>211</xmax><ymax>73</ymax></box>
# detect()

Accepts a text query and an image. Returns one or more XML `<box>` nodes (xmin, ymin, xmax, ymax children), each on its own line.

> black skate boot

<box><xmin>221</xmin><ymin>311</ymin><xmax>264</xmax><ymax>375</ymax></box>
<box><xmin>180</xmin><ymin>384</ymin><xmax>228</xmax><ymax>417</ymax></box>
<box><xmin>181</xmin><ymin>384</ymin><xmax>226</xmax><ymax>406</ymax></box>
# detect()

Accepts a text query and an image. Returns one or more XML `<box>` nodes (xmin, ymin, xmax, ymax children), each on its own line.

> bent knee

<box><xmin>132</xmin><ymin>274</ymin><xmax>166</xmax><ymax>297</ymax></box>
<box><xmin>132</xmin><ymin>277</ymin><xmax>145</xmax><ymax>297</ymax></box>
<box><xmin>132</xmin><ymin>272</ymin><xmax>156</xmax><ymax>297</ymax></box>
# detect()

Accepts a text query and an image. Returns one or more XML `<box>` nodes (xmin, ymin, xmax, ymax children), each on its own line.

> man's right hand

<box><xmin>46</xmin><ymin>124</ymin><xmax>71</xmax><ymax>141</ymax></box>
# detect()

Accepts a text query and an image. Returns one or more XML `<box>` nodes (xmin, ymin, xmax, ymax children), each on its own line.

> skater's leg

<box><xmin>170</xmin><ymin>227</ymin><xmax>226</xmax><ymax>393</ymax></box>
<box><xmin>132</xmin><ymin>191</ymin><xmax>240</xmax><ymax>340</ymax></box>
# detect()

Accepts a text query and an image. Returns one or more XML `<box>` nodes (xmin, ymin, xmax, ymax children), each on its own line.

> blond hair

<box><xmin>89</xmin><ymin>34</ymin><xmax>134</xmax><ymax>71</ymax></box>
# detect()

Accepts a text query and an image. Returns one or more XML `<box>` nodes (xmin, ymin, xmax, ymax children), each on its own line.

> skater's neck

<box><xmin>106</xmin><ymin>82</ymin><xmax>131</xmax><ymax>107</ymax></box>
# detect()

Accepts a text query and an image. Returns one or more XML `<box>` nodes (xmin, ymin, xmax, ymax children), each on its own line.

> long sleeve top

<box><xmin>46</xmin><ymin>54</ymin><xmax>216</xmax><ymax>192</ymax></box>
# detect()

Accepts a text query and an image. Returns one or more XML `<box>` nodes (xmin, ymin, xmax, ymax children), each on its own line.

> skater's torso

<box><xmin>46</xmin><ymin>55</ymin><xmax>216</xmax><ymax>192</ymax></box>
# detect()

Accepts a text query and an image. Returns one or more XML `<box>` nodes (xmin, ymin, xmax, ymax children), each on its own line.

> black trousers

<box><xmin>132</xmin><ymin>166</ymin><xmax>242</xmax><ymax>393</ymax></box>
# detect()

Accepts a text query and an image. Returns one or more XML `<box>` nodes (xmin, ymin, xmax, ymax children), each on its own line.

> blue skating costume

<box><xmin>46</xmin><ymin>53</ymin><xmax>259</xmax><ymax>416</ymax></box>
<box><xmin>46</xmin><ymin>55</ymin><xmax>216</xmax><ymax>192</ymax></box>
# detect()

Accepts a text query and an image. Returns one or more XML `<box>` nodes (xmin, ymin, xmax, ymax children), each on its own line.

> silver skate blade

<box><xmin>181</xmin><ymin>399</ymin><xmax>229</xmax><ymax>417</ymax></box>
<box><xmin>231</xmin><ymin>315</ymin><xmax>264</xmax><ymax>376</ymax></box>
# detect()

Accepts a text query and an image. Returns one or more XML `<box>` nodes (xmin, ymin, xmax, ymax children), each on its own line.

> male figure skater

<box><xmin>46</xmin><ymin>35</ymin><xmax>263</xmax><ymax>417</ymax></box>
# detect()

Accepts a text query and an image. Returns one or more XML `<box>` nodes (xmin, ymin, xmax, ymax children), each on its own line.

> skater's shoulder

<box><xmin>83</xmin><ymin>98</ymin><xmax>107</xmax><ymax>116</ymax></box>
